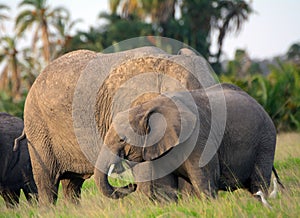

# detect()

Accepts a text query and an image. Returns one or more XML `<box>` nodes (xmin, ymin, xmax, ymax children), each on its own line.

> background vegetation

<box><xmin>0</xmin><ymin>0</ymin><xmax>299</xmax><ymax>131</ymax></box>
<box><xmin>0</xmin><ymin>0</ymin><xmax>299</xmax><ymax>132</ymax></box>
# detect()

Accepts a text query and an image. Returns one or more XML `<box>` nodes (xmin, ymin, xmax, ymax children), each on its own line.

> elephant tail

<box><xmin>13</xmin><ymin>130</ymin><xmax>26</xmax><ymax>151</ymax></box>
<box><xmin>272</xmin><ymin>165</ymin><xmax>285</xmax><ymax>189</ymax></box>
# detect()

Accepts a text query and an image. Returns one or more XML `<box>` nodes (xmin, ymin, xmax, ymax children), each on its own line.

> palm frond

<box><xmin>19</xmin><ymin>0</ymin><xmax>38</xmax><ymax>8</ymax></box>
<box><xmin>49</xmin><ymin>6</ymin><xmax>69</xmax><ymax>18</ymax></box>
<box><xmin>16</xmin><ymin>18</ymin><xmax>36</xmax><ymax>36</ymax></box>
<box><xmin>15</xmin><ymin>10</ymin><xmax>34</xmax><ymax>26</ymax></box>
<box><xmin>18</xmin><ymin>0</ymin><xmax>46</xmax><ymax>9</ymax></box>
<box><xmin>0</xmin><ymin>4</ymin><xmax>10</xmax><ymax>20</ymax></box>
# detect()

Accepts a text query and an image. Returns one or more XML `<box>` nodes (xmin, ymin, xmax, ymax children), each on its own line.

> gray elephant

<box><xmin>100</xmin><ymin>83</ymin><xmax>279</xmax><ymax>200</ymax></box>
<box><xmin>23</xmin><ymin>46</ymin><xmax>215</xmax><ymax>204</ymax></box>
<box><xmin>0</xmin><ymin>112</ymin><xmax>37</xmax><ymax>208</ymax></box>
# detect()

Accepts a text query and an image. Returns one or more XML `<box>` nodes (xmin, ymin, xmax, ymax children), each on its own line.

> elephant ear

<box><xmin>140</xmin><ymin>99</ymin><xmax>197</xmax><ymax>161</ymax></box>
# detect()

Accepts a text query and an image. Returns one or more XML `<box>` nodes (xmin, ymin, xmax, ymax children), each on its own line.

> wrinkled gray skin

<box><xmin>103</xmin><ymin>83</ymin><xmax>277</xmax><ymax>200</ymax></box>
<box><xmin>24</xmin><ymin>47</ymin><xmax>214</xmax><ymax>204</ymax></box>
<box><xmin>0</xmin><ymin>113</ymin><xmax>37</xmax><ymax>208</ymax></box>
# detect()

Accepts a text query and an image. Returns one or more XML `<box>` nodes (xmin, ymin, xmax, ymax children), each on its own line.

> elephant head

<box><xmin>95</xmin><ymin>94</ymin><xmax>197</xmax><ymax>193</ymax></box>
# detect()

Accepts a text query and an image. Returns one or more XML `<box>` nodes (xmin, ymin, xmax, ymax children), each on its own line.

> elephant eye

<box><xmin>119</xmin><ymin>136</ymin><xmax>126</xmax><ymax>143</ymax></box>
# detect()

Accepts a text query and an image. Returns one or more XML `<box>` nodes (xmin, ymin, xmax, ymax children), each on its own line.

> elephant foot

<box><xmin>114</xmin><ymin>184</ymin><xmax>137</xmax><ymax>195</ymax></box>
<box><xmin>2</xmin><ymin>189</ymin><xmax>20</xmax><ymax>208</ymax></box>
<box><xmin>151</xmin><ymin>186</ymin><xmax>179</xmax><ymax>203</ymax></box>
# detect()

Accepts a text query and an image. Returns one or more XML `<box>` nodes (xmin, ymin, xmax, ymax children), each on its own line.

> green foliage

<box><xmin>99</xmin><ymin>13</ymin><xmax>153</xmax><ymax>49</ymax></box>
<box><xmin>225</xmin><ymin>49</ymin><xmax>262</xmax><ymax>77</ymax></box>
<box><xmin>0</xmin><ymin>91</ymin><xmax>25</xmax><ymax>118</ymax></box>
<box><xmin>287</xmin><ymin>42</ymin><xmax>300</xmax><ymax>62</ymax></box>
<box><xmin>221</xmin><ymin>62</ymin><xmax>300</xmax><ymax>131</ymax></box>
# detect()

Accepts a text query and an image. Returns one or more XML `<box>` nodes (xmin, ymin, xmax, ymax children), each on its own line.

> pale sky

<box><xmin>2</xmin><ymin>0</ymin><xmax>300</xmax><ymax>60</ymax></box>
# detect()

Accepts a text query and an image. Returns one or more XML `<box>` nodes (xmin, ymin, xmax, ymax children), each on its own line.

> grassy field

<box><xmin>1</xmin><ymin>133</ymin><xmax>299</xmax><ymax>217</ymax></box>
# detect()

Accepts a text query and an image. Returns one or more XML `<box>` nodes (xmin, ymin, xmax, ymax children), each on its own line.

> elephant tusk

<box><xmin>108</xmin><ymin>164</ymin><xmax>115</xmax><ymax>176</ymax></box>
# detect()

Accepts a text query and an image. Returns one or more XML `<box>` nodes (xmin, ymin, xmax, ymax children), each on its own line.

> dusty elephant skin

<box><xmin>23</xmin><ymin>47</ymin><xmax>213</xmax><ymax>204</ymax></box>
<box><xmin>0</xmin><ymin>112</ymin><xmax>37</xmax><ymax>208</ymax></box>
<box><xmin>103</xmin><ymin>83</ymin><xmax>278</xmax><ymax>200</ymax></box>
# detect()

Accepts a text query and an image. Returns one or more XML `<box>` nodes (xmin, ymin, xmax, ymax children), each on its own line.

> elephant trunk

<box><xmin>94</xmin><ymin>147</ymin><xmax>135</xmax><ymax>199</ymax></box>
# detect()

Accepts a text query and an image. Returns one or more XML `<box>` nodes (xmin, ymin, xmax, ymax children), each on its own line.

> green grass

<box><xmin>1</xmin><ymin>133</ymin><xmax>299</xmax><ymax>217</ymax></box>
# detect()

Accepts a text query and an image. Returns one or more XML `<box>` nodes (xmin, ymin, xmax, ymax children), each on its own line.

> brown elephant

<box><xmin>23</xmin><ymin>46</ymin><xmax>216</xmax><ymax>204</ymax></box>
<box><xmin>101</xmin><ymin>83</ymin><xmax>280</xmax><ymax>200</ymax></box>
<box><xmin>0</xmin><ymin>112</ymin><xmax>37</xmax><ymax>208</ymax></box>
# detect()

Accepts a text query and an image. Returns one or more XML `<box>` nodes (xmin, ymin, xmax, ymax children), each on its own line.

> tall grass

<box><xmin>0</xmin><ymin>133</ymin><xmax>299</xmax><ymax>217</ymax></box>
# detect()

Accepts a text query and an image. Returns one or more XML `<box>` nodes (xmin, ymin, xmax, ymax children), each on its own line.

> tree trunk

<box><xmin>11</xmin><ymin>53</ymin><xmax>21</xmax><ymax>98</ymax></box>
<box><xmin>41</xmin><ymin>20</ymin><xmax>50</xmax><ymax>64</ymax></box>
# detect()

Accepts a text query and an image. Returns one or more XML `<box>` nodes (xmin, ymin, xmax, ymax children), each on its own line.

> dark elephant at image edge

<box><xmin>0</xmin><ymin>112</ymin><xmax>37</xmax><ymax>208</ymax></box>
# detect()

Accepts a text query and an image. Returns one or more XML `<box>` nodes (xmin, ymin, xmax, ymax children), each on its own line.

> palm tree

<box><xmin>0</xmin><ymin>36</ymin><xmax>21</xmax><ymax>97</ymax></box>
<box><xmin>16</xmin><ymin>48</ymin><xmax>42</xmax><ymax>92</ymax></box>
<box><xmin>215</xmin><ymin>0</ymin><xmax>253</xmax><ymax>62</ymax></box>
<box><xmin>109</xmin><ymin>0</ymin><xmax>176</xmax><ymax>30</ymax></box>
<box><xmin>16</xmin><ymin>0</ymin><xmax>68</xmax><ymax>64</ymax></box>
<box><xmin>109</xmin><ymin>0</ymin><xmax>143</xmax><ymax>18</ymax></box>
<box><xmin>52</xmin><ymin>12</ymin><xmax>82</xmax><ymax>57</ymax></box>
<box><xmin>178</xmin><ymin>0</ymin><xmax>217</xmax><ymax>57</ymax></box>
<box><xmin>107</xmin><ymin>0</ymin><xmax>253</xmax><ymax>70</ymax></box>
<box><xmin>143</xmin><ymin>0</ymin><xmax>176</xmax><ymax>23</ymax></box>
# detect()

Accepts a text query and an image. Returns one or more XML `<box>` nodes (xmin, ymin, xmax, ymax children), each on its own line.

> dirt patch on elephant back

<box><xmin>130</xmin><ymin>92</ymin><xmax>161</xmax><ymax>108</ymax></box>
<box><xmin>95</xmin><ymin>56</ymin><xmax>202</xmax><ymax>138</ymax></box>
<box><xmin>104</xmin><ymin>57</ymin><xmax>202</xmax><ymax>92</ymax></box>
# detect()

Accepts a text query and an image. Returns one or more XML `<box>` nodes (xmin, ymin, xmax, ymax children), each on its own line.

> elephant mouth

<box><xmin>107</xmin><ymin>161</ymin><xmax>135</xmax><ymax>188</ymax></box>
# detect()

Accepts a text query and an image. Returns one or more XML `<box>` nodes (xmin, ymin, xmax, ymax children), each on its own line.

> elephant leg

<box><xmin>137</xmin><ymin>174</ymin><xmax>179</xmax><ymax>202</ymax></box>
<box><xmin>186</xmin><ymin>155</ymin><xmax>219</xmax><ymax>198</ymax></box>
<box><xmin>33</xmin><ymin>170</ymin><xmax>59</xmax><ymax>205</ymax></box>
<box><xmin>28</xmin><ymin>141</ymin><xmax>60</xmax><ymax>205</ymax></box>
<box><xmin>249</xmin><ymin>142</ymin><xmax>275</xmax><ymax>195</ymax></box>
<box><xmin>151</xmin><ymin>174</ymin><xmax>179</xmax><ymax>202</ymax></box>
<box><xmin>178</xmin><ymin>177</ymin><xmax>195</xmax><ymax>197</ymax></box>
<box><xmin>2</xmin><ymin>189</ymin><xmax>20</xmax><ymax>208</ymax></box>
<box><xmin>61</xmin><ymin>178</ymin><xmax>85</xmax><ymax>204</ymax></box>
<box><xmin>22</xmin><ymin>181</ymin><xmax>38</xmax><ymax>203</ymax></box>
